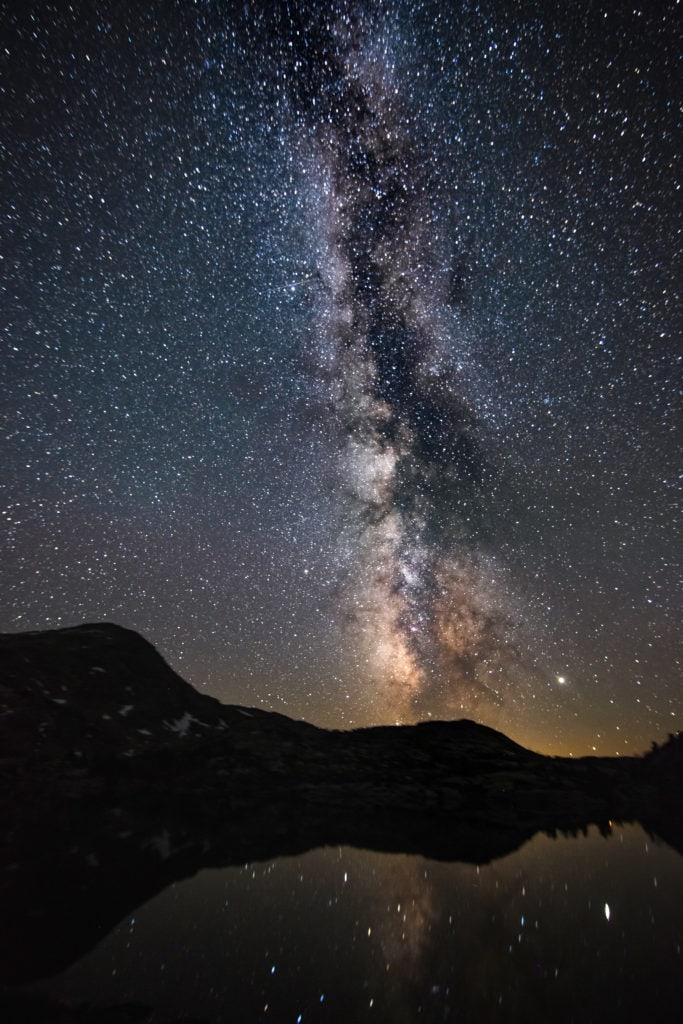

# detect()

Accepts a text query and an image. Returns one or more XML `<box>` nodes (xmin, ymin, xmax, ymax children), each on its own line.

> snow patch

<box><xmin>164</xmin><ymin>712</ymin><xmax>208</xmax><ymax>737</ymax></box>
<box><xmin>147</xmin><ymin>830</ymin><xmax>172</xmax><ymax>859</ymax></box>
<box><xmin>169</xmin><ymin>712</ymin><xmax>193</xmax><ymax>737</ymax></box>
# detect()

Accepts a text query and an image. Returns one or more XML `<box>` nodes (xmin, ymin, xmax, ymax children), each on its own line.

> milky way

<box><xmin>271</xmin><ymin>7</ymin><xmax>522</xmax><ymax>720</ymax></box>
<box><xmin>1</xmin><ymin>0</ymin><xmax>680</xmax><ymax>752</ymax></box>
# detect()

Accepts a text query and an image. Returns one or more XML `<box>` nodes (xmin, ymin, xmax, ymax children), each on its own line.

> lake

<box><xmin>26</xmin><ymin>824</ymin><xmax>682</xmax><ymax>1022</ymax></box>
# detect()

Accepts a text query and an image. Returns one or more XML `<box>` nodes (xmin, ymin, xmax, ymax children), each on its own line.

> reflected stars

<box><xmin>38</xmin><ymin>828</ymin><xmax>683</xmax><ymax>1020</ymax></box>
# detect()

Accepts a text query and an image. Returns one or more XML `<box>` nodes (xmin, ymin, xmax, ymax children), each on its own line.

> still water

<box><xmin>31</xmin><ymin>824</ymin><xmax>682</xmax><ymax>1022</ymax></box>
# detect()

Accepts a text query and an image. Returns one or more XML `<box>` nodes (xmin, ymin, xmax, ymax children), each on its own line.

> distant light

<box><xmin>604</xmin><ymin>903</ymin><xmax>611</xmax><ymax>921</ymax></box>
<box><xmin>557</xmin><ymin>676</ymin><xmax>567</xmax><ymax>684</ymax></box>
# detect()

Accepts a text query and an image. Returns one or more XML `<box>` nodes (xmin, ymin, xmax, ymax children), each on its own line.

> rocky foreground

<box><xmin>1</xmin><ymin>623</ymin><xmax>681</xmax><ymax>986</ymax></box>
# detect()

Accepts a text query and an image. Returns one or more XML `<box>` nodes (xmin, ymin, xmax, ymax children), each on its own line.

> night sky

<box><xmin>2</xmin><ymin>0</ymin><xmax>680</xmax><ymax>755</ymax></box>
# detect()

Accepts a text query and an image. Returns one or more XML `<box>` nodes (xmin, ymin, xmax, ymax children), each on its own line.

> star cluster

<box><xmin>1</xmin><ymin>0</ymin><xmax>680</xmax><ymax>753</ymax></box>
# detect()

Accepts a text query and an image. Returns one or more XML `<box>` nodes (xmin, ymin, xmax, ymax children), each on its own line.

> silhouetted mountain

<box><xmin>1</xmin><ymin>623</ymin><xmax>681</xmax><ymax>988</ymax></box>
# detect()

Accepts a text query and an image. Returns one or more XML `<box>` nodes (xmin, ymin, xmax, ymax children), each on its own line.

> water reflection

<box><xmin>25</xmin><ymin>825</ymin><xmax>682</xmax><ymax>1023</ymax></box>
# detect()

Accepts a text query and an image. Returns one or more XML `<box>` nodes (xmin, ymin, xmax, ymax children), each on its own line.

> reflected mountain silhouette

<box><xmin>1</xmin><ymin>624</ymin><xmax>681</xmax><ymax>988</ymax></box>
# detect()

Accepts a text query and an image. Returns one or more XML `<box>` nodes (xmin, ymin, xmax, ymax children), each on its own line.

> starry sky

<box><xmin>2</xmin><ymin>0</ymin><xmax>680</xmax><ymax>755</ymax></box>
